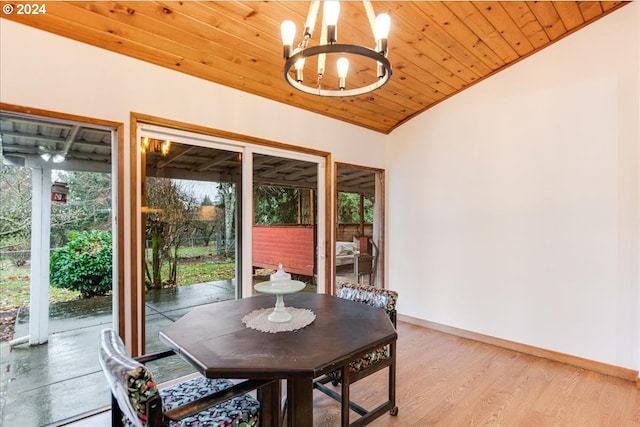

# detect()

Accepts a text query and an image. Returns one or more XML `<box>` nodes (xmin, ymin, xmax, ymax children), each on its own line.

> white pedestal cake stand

<box><xmin>254</xmin><ymin>280</ymin><xmax>306</xmax><ymax>322</ymax></box>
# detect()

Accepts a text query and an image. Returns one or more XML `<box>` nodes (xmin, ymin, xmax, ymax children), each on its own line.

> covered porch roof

<box><xmin>1</xmin><ymin>111</ymin><xmax>375</xmax><ymax>195</ymax></box>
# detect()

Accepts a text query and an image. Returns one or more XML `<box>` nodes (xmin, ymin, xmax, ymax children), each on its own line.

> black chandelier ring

<box><xmin>284</xmin><ymin>44</ymin><xmax>392</xmax><ymax>97</ymax></box>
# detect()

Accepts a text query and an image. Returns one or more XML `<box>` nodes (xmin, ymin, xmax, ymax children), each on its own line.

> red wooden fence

<box><xmin>252</xmin><ymin>225</ymin><xmax>315</xmax><ymax>276</ymax></box>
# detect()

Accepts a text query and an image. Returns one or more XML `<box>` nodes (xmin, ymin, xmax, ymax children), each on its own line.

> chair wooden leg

<box><xmin>389</xmin><ymin>342</ymin><xmax>398</xmax><ymax>416</ymax></box>
<box><xmin>111</xmin><ymin>394</ymin><xmax>123</xmax><ymax>427</ymax></box>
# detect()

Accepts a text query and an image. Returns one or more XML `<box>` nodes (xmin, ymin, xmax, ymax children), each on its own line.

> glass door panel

<box><xmin>141</xmin><ymin>139</ymin><xmax>241</xmax><ymax>363</ymax></box>
<box><xmin>252</xmin><ymin>153</ymin><xmax>318</xmax><ymax>292</ymax></box>
<box><xmin>0</xmin><ymin>110</ymin><xmax>117</xmax><ymax>425</ymax></box>
<box><xmin>335</xmin><ymin>165</ymin><xmax>384</xmax><ymax>288</ymax></box>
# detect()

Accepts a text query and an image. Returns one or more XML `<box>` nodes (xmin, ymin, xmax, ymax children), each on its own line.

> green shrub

<box><xmin>50</xmin><ymin>230</ymin><xmax>112</xmax><ymax>298</ymax></box>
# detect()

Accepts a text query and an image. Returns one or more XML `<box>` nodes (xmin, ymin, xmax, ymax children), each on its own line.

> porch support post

<box><xmin>29</xmin><ymin>166</ymin><xmax>51</xmax><ymax>345</ymax></box>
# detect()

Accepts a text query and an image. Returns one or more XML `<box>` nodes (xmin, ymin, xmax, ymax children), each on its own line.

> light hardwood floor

<box><xmin>67</xmin><ymin>321</ymin><xmax>640</xmax><ymax>427</ymax></box>
<box><xmin>327</xmin><ymin>322</ymin><xmax>640</xmax><ymax>427</ymax></box>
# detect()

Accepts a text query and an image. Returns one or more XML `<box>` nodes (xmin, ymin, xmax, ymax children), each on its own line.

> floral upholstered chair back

<box><xmin>336</xmin><ymin>282</ymin><xmax>398</xmax><ymax>322</ymax></box>
<box><xmin>98</xmin><ymin>328</ymin><xmax>160</xmax><ymax>427</ymax></box>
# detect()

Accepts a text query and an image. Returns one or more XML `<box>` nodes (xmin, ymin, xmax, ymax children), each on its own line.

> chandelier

<box><xmin>280</xmin><ymin>0</ymin><xmax>391</xmax><ymax>97</ymax></box>
<box><xmin>141</xmin><ymin>137</ymin><xmax>171</xmax><ymax>156</ymax></box>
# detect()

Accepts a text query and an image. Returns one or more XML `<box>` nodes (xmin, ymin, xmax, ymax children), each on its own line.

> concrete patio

<box><xmin>0</xmin><ymin>280</ymin><xmax>236</xmax><ymax>427</ymax></box>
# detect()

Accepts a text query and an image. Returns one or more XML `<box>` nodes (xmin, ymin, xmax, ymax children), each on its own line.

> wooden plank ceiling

<box><xmin>1</xmin><ymin>1</ymin><xmax>629</xmax><ymax>134</ymax></box>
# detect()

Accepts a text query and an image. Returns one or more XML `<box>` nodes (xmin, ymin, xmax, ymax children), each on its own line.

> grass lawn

<box><xmin>156</xmin><ymin>260</ymin><xmax>235</xmax><ymax>286</ymax></box>
<box><xmin>0</xmin><ymin>257</ymin><xmax>235</xmax><ymax>311</ymax></box>
<box><xmin>1</xmin><ymin>262</ymin><xmax>81</xmax><ymax>310</ymax></box>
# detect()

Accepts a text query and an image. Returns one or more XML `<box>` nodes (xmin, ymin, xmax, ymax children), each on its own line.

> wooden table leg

<box><xmin>287</xmin><ymin>376</ymin><xmax>314</xmax><ymax>427</ymax></box>
<box><xmin>341</xmin><ymin>367</ymin><xmax>351</xmax><ymax>427</ymax></box>
<box><xmin>258</xmin><ymin>380</ymin><xmax>281</xmax><ymax>427</ymax></box>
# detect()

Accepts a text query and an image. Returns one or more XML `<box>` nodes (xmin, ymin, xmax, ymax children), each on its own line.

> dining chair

<box><xmin>314</xmin><ymin>282</ymin><xmax>398</xmax><ymax>426</ymax></box>
<box><xmin>98</xmin><ymin>328</ymin><xmax>272</xmax><ymax>427</ymax></box>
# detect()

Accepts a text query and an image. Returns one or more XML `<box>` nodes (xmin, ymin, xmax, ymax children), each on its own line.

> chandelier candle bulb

<box><xmin>281</xmin><ymin>20</ymin><xmax>296</xmax><ymax>59</ymax></box>
<box><xmin>324</xmin><ymin>0</ymin><xmax>340</xmax><ymax>43</ymax></box>
<box><xmin>161</xmin><ymin>140</ymin><xmax>170</xmax><ymax>156</ymax></box>
<box><xmin>337</xmin><ymin>57</ymin><xmax>349</xmax><ymax>90</ymax></box>
<box><xmin>375</xmin><ymin>13</ymin><xmax>391</xmax><ymax>54</ymax></box>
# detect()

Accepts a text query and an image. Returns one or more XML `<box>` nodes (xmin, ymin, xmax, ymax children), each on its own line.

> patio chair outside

<box><xmin>354</xmin><ymin>238</ymin><xmax>378</xmax><ymax>286</ymax></box>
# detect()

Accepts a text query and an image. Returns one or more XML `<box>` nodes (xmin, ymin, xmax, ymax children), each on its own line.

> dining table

<box><xmin>159</xmin><ymin>292</ymin><xmax>398</xmax><ymax>427</ymax></box>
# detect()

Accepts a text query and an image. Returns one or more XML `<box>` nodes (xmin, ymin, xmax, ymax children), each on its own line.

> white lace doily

<box><xmin>242</xmin><ymin>307</ymin><xmax>316</xmax><ymax>333</ymax></box>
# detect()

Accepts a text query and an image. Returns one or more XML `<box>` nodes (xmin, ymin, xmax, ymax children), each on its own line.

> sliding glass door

<box><xmin>137</xmin><ymin>123</ymin><xmax>327</xmax><ymax>357</ymax></box>
<box><xmin>0</xmin><ymin>108</ymin><xmax>120</xmax><ymax>426</ymax></box>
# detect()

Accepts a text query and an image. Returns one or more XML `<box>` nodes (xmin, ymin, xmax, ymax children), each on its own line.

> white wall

<box><xmin>387</xmin><ymin>3</ymin><xmax>640</xmax><ymax>370</ymax></box>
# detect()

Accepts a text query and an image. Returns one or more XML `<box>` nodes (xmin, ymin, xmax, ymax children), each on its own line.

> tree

<box><xmin>202</xmin><ymin>194</ymin><xmax>213</xmax><ymax>205</ymax></box>
<box><xmin>215</xmin><ymin>183</ymin><xmax>236</xmax><ymax>257</ymax></box>
<box><xmin>193</xmin><ymin>195</ymin><xmax>221</xmax><ymax>247</ymax></box>
<box><xmin>338</xmin><ymin>192</ymin><xmax>374</xmax><ymax>224</ymax></box>
<box><xmin>254</xmin><ymin>185</ymin><xmax>300</xmax><ymax>225</ymax></box>
<box><xmin>0</xmin><ymin>166</ymin><xmax>112</xmax><ymax>252</ymax></box>
<box><xmin>50</xmin><ymin>171</ymin><xmax>111</xmax><ymax>246</ymax></box>
<box><xmin>0</xmin><ymin>166</ymin><xmax>32</xmax><ymax>252</ymax></box>
<box><xmin>144</xmin><ymin>178</ymin><xmax>197</xmax><ymax>289</ymax></box>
